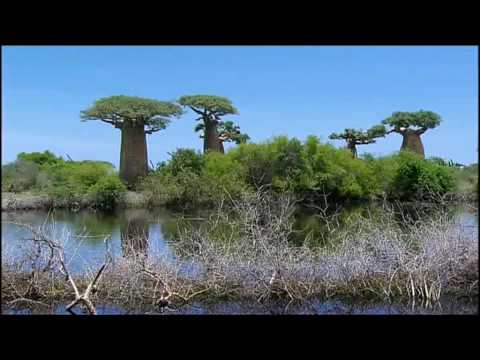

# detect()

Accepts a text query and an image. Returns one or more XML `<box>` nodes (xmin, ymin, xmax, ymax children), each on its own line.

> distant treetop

<box><xmin>329</xmin><ymin>125</ymin><xmax>386</xmax><ymax>144</ymax></box>
<box><xmin>178</xmin><ymin>95</ymin><xmax>238</xmax><ymax>118</ymax></box>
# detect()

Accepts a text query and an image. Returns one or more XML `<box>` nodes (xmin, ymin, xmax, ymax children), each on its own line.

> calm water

<box><xmin>2</xmin><ymin>203</ymin><xmax>478</xmax><ymax>273</ymax></box>
<box><xmin>4</xmin><ymin>297</ymin><xmax>478</xmax><ymax>315</ymax></box>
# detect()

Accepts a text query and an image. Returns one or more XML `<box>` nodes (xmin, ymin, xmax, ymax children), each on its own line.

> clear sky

<box><xmin>2</xmin><ymin>46</ymin><xmax>478</xmax><ymax>168</ymax></box>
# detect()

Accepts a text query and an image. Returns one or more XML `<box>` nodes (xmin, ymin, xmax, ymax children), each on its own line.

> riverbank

<box><xmin>2</xmin><ymin>189</ymin><xmax>476</xmax><ymax>213</ymax></box>
<box><xmin>1</xmin><ymin>191</ymin><xmax>148</xmax><ymax>211</ymax></box>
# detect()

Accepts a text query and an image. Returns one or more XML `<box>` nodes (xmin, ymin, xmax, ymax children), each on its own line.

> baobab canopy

<box><xmin>382</xmin><ymin>110</ymin><xmax>441</xmax><ymax>158</ymax></box>
<box><xmin>81</xmin><ymin>95</ymin><xmax>183</xmax><ymax>134</ymax></box>
<box><xmin>179</xmin><ymin>95</ymin><xmax>239</xmax><ymax>153</ymax></box>
<box><xmin>382</xmin><ymin>110</ymin><xmax>441</xmax><ymax>134</ymax></box>
<box><xmin>81</xmin><ymin>95</ymin><xmax>183</xmax><ymax>187</ymax></box>
<box><xmin>178</xmin><ymin>95</ymin><xmax>238</xmax><ymax>117</ymax></box>
<box><xmin>329</xmin><ymin>125</ymin><xmax>386</xmax><ymax>158</ymax></box>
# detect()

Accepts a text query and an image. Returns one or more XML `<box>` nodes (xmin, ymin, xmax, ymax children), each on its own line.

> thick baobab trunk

<box><xmin>119</xmin><ymin>124</ymin><xmax>148</xmax><ymax>187</ymax></box>
<box><xmin>204</xmin><ymin>121</ymin><xmax>221</xmax><ymax>153</ymax></box>
<box><xmin>401</xmin><ymin>130</ymin><xmax>425</xmax><ymax>158</ymax></box>
<box><xmin>347</xmin><ymin>141</ymin><xmax>358</xmax><ymax>158</ymax></box>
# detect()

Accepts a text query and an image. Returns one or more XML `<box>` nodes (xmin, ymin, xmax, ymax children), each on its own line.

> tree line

<box><xmin>81</xmin><ymin>95</ymin><xmax>442</xmax><ymax>187</ymax></box>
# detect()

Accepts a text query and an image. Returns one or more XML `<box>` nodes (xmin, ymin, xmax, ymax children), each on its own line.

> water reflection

<box><xmin>4</xmin><ymin>296</ymin><xmax>477</xmax><ymax>315</ymax></box>
<box><xmin>119</xmin><ymin>209</ymin><xmax>150</xmax><ymax>259</ymax></box>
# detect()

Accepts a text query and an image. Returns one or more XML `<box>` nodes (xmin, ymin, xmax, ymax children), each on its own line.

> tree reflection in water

<box><xmin>120</xmin><ymin>209</ymin><xmax>150</xmax><ymax>260</ymax></box>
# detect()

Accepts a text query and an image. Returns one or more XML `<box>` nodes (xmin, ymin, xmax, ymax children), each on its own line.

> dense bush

<box><xmin>139</xmin><ymin>137</ymin><xmax>460</xmax><ymax>208</ymax></box>
<box><xmin>390</xmin><ymin>151</ymin><xmax>455</xmax><ymax>200</ymax></box>
<box><xmin>17</xmin><ymin>150</ymin><xmax>63</xmax><ymax>167</ymax></box>
<box><xmin>163</xmin><ymin>148</ymin><xmax>204</xmax><ymax>176</ymax></box>
<box><xmin>139</xmin><ymin>149</ymin><xmax>246</xmax><ymax>209</ymax></box>
<box><xmin>451</xmin><ymin>163</ymin><xmax>478</xmax><ymax>199</ymax></box>
<box><xmin>228</xmin><ymin>136</ymin><xmax>380</xmax><ymax>200</ymax></box>
<box><xmin>1</xmin><ymin>159</ymin><xmax>40</xmax><ymax>192</ymax></box>
<box><xmin>88</xmin><ymin>175</ymin><xmax>127</xmax><ymax>210</ymax></box>
<box><xmin>3</xmin><ymin>143</ymin><xmax>467</xmax><ymax>210</ymax></box>
<box><xmin>2</xmin><ymin>151</ymin><xmax>123</xmax><ymax>208</ymax></box>
<box><xmin>40</xmin><ymin>160</ymin><xmax>116</xmax><ymax>198</ymax></box>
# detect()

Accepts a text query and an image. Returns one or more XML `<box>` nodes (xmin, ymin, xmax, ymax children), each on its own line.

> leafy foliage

<box><xmin>17</xmin><ymin>150</ymin><xmax>63</xmax><ymax>167</ymax></box>
<box><xmin>163</xmin><ymin>148</ymin><xmax>205</xmax><ymax>176</ymax></box>
<box><xmin>390</xmin><ymin>151</ymin><xmax>455</xmax><ymax>200</ymax></box>
<box><xmin>2</xmin><ymin>151</ymin><xmax>125</xmax><ymax>208</ymax></box>
<box><xmin>382</xmin><ymin>110</ymin><xmax>441</xmax><ymax>133</ymax></box>
<box><xmin>329</xmin><ymin>125</ymin><xmax>386</xmax><ymax>145</ymax></box>
<box><xmin>450</xmin><ymin>163</ymin><xmax>478</xmax><ymax>199</ymax></box>
<box><xmin>88</xmin><ymin>175</ymin><xmax>127</xmax><ymax>210</ymax></box>
<box><xmin>2</xmin><ymin>159</ymin><xmax>40</xmax><ymax>192</ymax></box>
<box><xmin>178</xmin><ymin>95</ymin><xmax>238</xmax><ymax>115</ymax></box>
<box><xmin>81</xmin><ymin>95</ymin><xmax>183</xmax><ymax>133</ymax></box>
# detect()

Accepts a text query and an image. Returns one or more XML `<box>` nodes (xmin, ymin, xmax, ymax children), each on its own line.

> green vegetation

<box><xmin>452</xmin><ymin>163</ymin><xmax>478</xmax><ymax>199</ymax></box>
<box><xmin>138</xmin><ymin>136</ymin><xmax>464</xmax><ymax>209</ymax></box>
<box><xmin>2</xmin><ymin>151</ymin><xmax>125</xmax><ymax>209</ymax></box>
<box><xmin>3</xmin><ymin>140</ymin><xmax>472</xmax><ymax>211</ymax></box>
<box><xmin>139</xmin><ymin>148</ymin><xmax>247</xmax><ymax>209</ymax></box>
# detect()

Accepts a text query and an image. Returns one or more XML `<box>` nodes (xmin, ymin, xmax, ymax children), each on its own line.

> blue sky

<box><xmin>2</xmin><ymin>46</ymin><xmax>478</xmax><ymax>167</ymax></box>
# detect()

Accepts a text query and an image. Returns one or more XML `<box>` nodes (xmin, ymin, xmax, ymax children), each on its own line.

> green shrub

<box><xmin>203</xmin><ymin>151</ymin><xmax>248</xmax><ymax>198</ymax></box>
<box><xmin>140</xmin><ymin>151</ymin><xmax>248</xmax><ymax>209</ymax></box>
<box><xmin>1</xmin><ymin>159</ymin><xmax>40</xmax><ymax>192</ymax></box>
<box><xmin>451</xmin><ymin>163</ymin><xmax>478</xmax><ymax>198</ymax></box>
<box><xmin>17</xmin><ymin>150</ymin><xmax>63</xmax><ymax>167</ymax></box>
<box><xmin>164</xmin><ymin>148</ymin><xmax>204</xmax><ymax>176</ymax></box>
<box><xmin>2</xmin><ymin>151</ymin><xmax>123</xmax><ymax>208</ymax></box>
<box><xmin>228</xmin><ymin>142</ymin><xmax>276</xmax><ymax>188</ymax></box>
<box><xmin>88</xmin><ymin>175</ymin><xmax>126</xmax><ymax>210</ymax></box>
<box><xmin>286</xmin><ymin>136</ymin><xmax>380</xmax><ymax>200</ymax></box>
<box><xmin>40</xmin><ymin>160</ymin><xmax>116</xmax><ymax>199</ymax></box>
<box><xmin>228</xmin><ymin>136</ymin><xmax>308</xmax><ymax>193</ymax></box>
<box><xmin>392</xmin><ymin>152</ymin><xmax>455</xmax><ymax>200</ymax></box>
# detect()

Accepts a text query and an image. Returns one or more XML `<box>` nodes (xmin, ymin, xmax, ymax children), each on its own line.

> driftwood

<box><xmin>6</xmin><ymin>221</ymin><xmax>111</xmax><ymax>315</ymax></box>
<box><xmin>63</xmin><ymin>253</ymin><xmax>111</xmax><ymax>315</ymax></box>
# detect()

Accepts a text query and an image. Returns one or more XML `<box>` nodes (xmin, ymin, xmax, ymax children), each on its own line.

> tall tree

<box><xmin>81</xmin><ymin>96</ymin><xmax>183</xmax><ymax>187</ymax></box>
<box><xmin>382</xmin><ymin>110</ymin><xmax>441</xmax><ymax>158</ymax></box>
<box><xmin>195</xmin><ymin>120</ymin><xmax>250</xmax><ymax>153</ymax></box>
<box><xmin>329</xmin><ymin>125</ymin><xmax>386</xmax><ymax>158</ymax></box>
<box><xmin>178</xmin><ymin>95</ymin><xmax>238</xmax><ymax>153</ymax></box>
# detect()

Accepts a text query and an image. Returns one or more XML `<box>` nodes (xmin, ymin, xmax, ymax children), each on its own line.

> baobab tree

<box><xmin>381</xmin><ymin>110</ymin><xmax>441</xmax><ymax>158</ymax></box>
<box><xmin>195</xmin><ymin>120</ymin><xmax>250</xmax><ymax>153</ymax></box>
<box><xmin>81</xmin><ymin>96</ymin><xmax>183</xmax><ymax>187</ymax></box>
<box><xmin>178</xmin><ymin>95</ymin><xmax>238</xmax><ymax>153</ymax></box>
<box><xmin>329</xmin><ymin>125</ymin><xmax>386</xmax><ymax>158</ymax></box>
